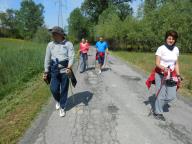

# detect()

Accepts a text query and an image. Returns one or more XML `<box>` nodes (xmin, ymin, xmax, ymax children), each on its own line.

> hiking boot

<box><xmin>59</xmin><ymin>109</ymin><xmax>66</xmax><ymax>117</ymax></box>
<box><xmin>56</xmin><ymin>102</ymin><xmax>60</xmax><ymax>110</ymax></box>
<box><xmin>153</xmin><ymin>113</ymin><xmax>166</xmax><ymax>121</ymax></box>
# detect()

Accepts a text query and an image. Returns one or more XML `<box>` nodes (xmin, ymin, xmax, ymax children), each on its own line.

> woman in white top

<box><xmin>154</xmin><ymin>30</ymin><xmax>182</xmax><ymax>121</ymax></box>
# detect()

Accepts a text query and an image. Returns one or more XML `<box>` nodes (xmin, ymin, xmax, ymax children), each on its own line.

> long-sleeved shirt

<box><xmin>44</xmin><ymin>40</ymin><xmax>74</xmax><ymax>72</ymax></box>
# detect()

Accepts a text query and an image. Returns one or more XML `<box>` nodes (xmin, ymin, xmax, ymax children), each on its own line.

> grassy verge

<box><xmin>111</xmin><ymin>51</ymin><xmax>192</xmax><ymax>98</ymax></box>
<box><xmin>0</xmin><ymin>74</ymin><xmax>50</xmax><ymax>144</ymax></box>
<box><xmin>0</xmin><ymin>38</ymin><xmax>46</xmax><ymax>99</ymax></box>
<box><xmin>0</xmin><ymin>38</ymin><xmax>50</xmax><ymax>143</ymax></box>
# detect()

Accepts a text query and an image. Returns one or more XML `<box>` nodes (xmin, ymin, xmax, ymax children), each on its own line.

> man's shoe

<box><xmin>56</xmin><ymin>102</ymin><xmax>60</xmax><ymax>110</ymax></box>
<box><xmin>153</xmin><ymin>113</ymin><xmax>166</xmax><ymax>121</ymax></box>
<box><xmin>59</xmin><ymin>109</ymin><xmax>66</xmax><ymax>117</ymax></box>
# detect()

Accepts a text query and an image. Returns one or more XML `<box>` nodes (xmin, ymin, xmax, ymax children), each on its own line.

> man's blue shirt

<box><xmin>96</xmin><ymin>41</ymin><xmax>108</xmax><ymax>52</ymax></box>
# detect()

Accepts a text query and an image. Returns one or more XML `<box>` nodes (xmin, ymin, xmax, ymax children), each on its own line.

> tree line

<box><xmin>0</xmin><ymin>0</ymin><xmax>191</xmax><ymax>52</ymax></box>
<box><xmin>0</xmin><ymin>0</ymin><xmax>49</xmax><ymax>43</ymax></box>
<box><xmin>68</xmin><ymin>0</ymin><xmax>192</xmax><ymax>53</ymax></box>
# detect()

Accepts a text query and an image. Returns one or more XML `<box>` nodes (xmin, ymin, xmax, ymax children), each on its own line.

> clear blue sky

<box><xmin>0</xmin><ymin>0</ymin><xmax>141</xmax><ymax>28</ymax></box>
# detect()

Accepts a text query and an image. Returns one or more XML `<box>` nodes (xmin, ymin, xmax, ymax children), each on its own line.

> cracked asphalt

<box><xmin>19</xmin><ymin>47</ymin><xmax>192</xmax><ymax>144</ymax></box>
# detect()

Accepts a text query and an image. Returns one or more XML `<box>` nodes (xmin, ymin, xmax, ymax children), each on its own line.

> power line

<box><xmin>55</xmin><ymin>0</ymin><xmax>66</xmax><ymax>28</ymax></box>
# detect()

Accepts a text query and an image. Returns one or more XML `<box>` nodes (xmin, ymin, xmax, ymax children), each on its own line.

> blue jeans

<box><xmin>50</xmin><ymin>62</ymin><xmax>69</xmax><ymax>109</ymax></box>
<box><xmin>80</xmin><ymin>53</ymin><xmax>88</xmax><ymax>73</ymax></box>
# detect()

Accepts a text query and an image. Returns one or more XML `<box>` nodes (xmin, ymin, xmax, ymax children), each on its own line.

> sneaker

<box><xmin>98</xmin><ymin>69</ymin><xmax>101</xmax><ymax>74</ymax></box>
<box><xmin>153</xmin><ymin>113</ymin><xmax>166</xmax><ymax>121</ymax></box>
<box><xmin>59</xmin><ymin>109</ymin><xmax>66</xmax><ymax>117</ymax></box>
<box><xmin>56</xmin><ymin>102</ymin><xmax>60</xmax><ymax>110</ymax></box>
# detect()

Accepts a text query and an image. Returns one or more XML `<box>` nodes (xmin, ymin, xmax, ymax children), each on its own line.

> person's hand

<box><xmin>66</xmin><ymin>68</ymin><xmax>72</xmax><ymax>76</ymax></box>
<box><xmin>43</xmin><ymin>72</ymin><xmax>48</xmax><ymax>80</ymax></box>
<box><xmin>177</xmin><ymin>75</ymin><xmax>183</xmax><ymax>82</ymax></box>
<box><xmin>163</xmin><ymin>67</ymin><xmax>168</xmax><ymax>73</ymax></box>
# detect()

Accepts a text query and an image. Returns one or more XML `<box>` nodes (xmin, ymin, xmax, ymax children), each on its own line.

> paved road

<box><xmin>19</xmin><ymin>47</ymin><xmax>192</xmax><ymax>144</ymax></box>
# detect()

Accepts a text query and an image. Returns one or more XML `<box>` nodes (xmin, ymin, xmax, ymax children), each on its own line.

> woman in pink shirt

<box><xmin>79</xmin><ymin>38</ymin><xmax>90</xmax><ymax>73</ymax></box>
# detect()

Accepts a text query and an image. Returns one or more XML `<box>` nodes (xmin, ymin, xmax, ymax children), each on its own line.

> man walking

<box><xmin>43</xmin><ymin>26</ymin><xmax>74</xmax><ymax>117</ymax></box>
<box><xmin>95</xmin><ymin>36</ymin><xmax>109</xmax><ymax>74</ymax></box>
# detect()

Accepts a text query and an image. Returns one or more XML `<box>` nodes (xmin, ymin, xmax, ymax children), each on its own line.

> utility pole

<box><xmin>56</xmin><ymin>0</ymin><xmax>64</xmax><ymax>28</ymax></box>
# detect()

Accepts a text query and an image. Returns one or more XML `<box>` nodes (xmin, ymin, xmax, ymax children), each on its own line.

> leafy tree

<box><xmin>68</xmin><ymin>8</ymin><xmax>89</xmax><ymax>43</ymax></box>
<box><xmin>81</xmin><ymin>0</ymin><xmax>132</xmax><ymax>23</ymax></box>
<box><xmin>81</xmin><ymin>0</ymin><xmax>109</xmax><ymax>24</ymax></box>
<box><xmin>16</xmin><ymin>0</ymin><xmax>44</xmax><ymax>39</ymax></box>
<box><xmin>116</xmin><ymin>3</ymin><xmax>133</xmax><ymax>20</ymax></box>
<box><xmin>0</xmin><ymin>9</ymin><xmax>20</xmax><ymax>37</ymax></box>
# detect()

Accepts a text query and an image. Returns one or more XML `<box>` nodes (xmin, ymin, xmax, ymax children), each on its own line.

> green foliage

<box><xmin>0</xmin><ymin>9</ymin><xmax>20</xmax><ymax>38</ymax></box>
<box><xmin>68</xmin><ymin>8</ymin><xmax>90</xmax><ymax>43</ymax></box>
<box><xmin>33</xmin><ymin>27</ymin><xmax>50</xmax><ymax>43</ymax></box>
<box><xmin>81</xmin><ymin>0</ymin><xmax>109</xmax><ymax>24</ymax></box>
<box><xmin>0</xmin><ymin>38</ymin><xmax>46</xmax><ymax>99</ymax></box>
<box><xmin>15</xmin><ymin>0</ymin><xmax>44</xmax><ymax>39</ymax></box>
<box><xmin>116</xmin><ymin>3</ymin><xmax>133</xmax><ymax>20</ymax></box>
<box><xmin>91</xmin><ymin>0</ymin><xmax>192</xmax><ymax>52</ymax></box>
<box><xmin>0</xmin><ymin>0</ymin><xmax>45</xmax><ymax>40</ymax></box>
<box><xmin>96</xmin><ymin>6</ymin><xmax>122</xmax><ymax>39</ymax></box>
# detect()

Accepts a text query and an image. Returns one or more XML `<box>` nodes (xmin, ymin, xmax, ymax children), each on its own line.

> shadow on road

<box><xmin>144</xmin><ymin>94</ymin><xmax>170</xmax><ymax>113</ymax></box>
<box><xmin>101</xmin><ymin>67</ymin><xmax>111</xmax><ymax>72</ymax></box>
<box><xmin>65</xmin><ymin>91</ymin><xmax>93</xmax><ymax>111</ymax></box>
<box><xmin>144</xmin><ymin>94</ymin><xmax>156</xmax><ymax>112</ymax></box>
<box><xmin>86</xmin><ymin>67</ymin><xmax>95</xmax><ymax>71</ymax></box>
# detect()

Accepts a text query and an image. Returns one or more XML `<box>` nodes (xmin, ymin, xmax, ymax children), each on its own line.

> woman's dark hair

<box><xmin>165</xmin><ymin>30</ymin><xmax>178</xmax><ymax>42</ymax></box>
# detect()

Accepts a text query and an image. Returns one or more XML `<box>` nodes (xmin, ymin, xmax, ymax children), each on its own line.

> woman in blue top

<box><xmin>95</xmin><ymin>36</ymin><xmax>109</xmax><ymax>74</ymax></box>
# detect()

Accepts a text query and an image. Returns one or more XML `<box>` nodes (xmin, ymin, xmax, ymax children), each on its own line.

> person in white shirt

<box><xmin>43</xmin><ymin>26</ymin><xmax>74</xmax><ymax>117</ymax></box>
<box><xmin>154</xmin><ymin>30</ymin><xmax>181</xmax><ymax>121</ymax></box>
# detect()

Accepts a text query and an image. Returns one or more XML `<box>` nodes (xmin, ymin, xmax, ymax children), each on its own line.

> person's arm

<box><xmin>67</xmin><ymin>42</ymin><xmax>75</xmax><ymax>70</ymax></box>
<box><xmin>79</xmin><ymin>43</ymin><xmax>82</xmax><ymax>54</ymax></box>
<box><xmin>105</xmin><ymin>42</ymin><xmax>109</xmax><ymax>54</ymax></box>
<box><xmin>175</xmin><ymin>60</ymin><xmax>180</xmax><ymax>75</ymax></box>
<box><xmin>44</xmin><ymin>44</ymin><xmax>51</xmax><ymax>73</ymax></box>
<box><xmin>106</xmin><ymin>48</ymin><xmax>109</xmax><ymax>54</ymax></box>
<box><xmin>175</xmin><ymin>59</ymin><xmax>182</xmax><ymax>82</ymax></box>
<box><xmin>86</xmin><ymin>43</ymin><xmax>90</xmax><ymax>51</ymax></box>
<box><xmin>43</xmin><ymin>43</ymin><xmax>51</xmax><ymax>80</ymax></box>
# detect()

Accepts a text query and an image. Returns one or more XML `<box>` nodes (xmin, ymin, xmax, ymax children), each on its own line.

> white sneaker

<box><xmin>98</xmin><ymin>69</ymin><xmax>101</xmax><ymax>74</ymax></box>
<box><xmin>56</xmin><ymin>102</ymin><xmax>60</xmax><ymax>110</ymax></box>
<box><xmin>59</xmin><ymin>109</ymin><xmax>66</xmax><ymax>117</ymax></box>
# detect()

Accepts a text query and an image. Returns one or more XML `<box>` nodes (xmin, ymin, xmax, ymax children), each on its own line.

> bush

<box><xmin>33</xmin><ymin>27</ymin><xmax>50</xmax><ymax>43</ymax></box>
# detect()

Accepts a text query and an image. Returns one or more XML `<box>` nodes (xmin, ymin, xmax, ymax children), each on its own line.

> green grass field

<box><xmin>0</xmin><ymin>38</ymin><xmax>46</xmax><ymax>99</ymax></box>
<box><xmin>111</xmin><ymin>51</ymin><xmax>192</xmax><ymax>97</ymax></box>
<box><xmin>0</xmin><ymin>38</ymin><xmax>51</xmax><ymax>143</ymax></box>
